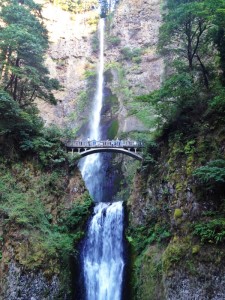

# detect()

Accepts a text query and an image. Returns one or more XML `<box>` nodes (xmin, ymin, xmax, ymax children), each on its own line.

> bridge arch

<box><xmin>75</xmin><ymin>147</ymin><xmax>142</xmax><ymax>161</ymax></box>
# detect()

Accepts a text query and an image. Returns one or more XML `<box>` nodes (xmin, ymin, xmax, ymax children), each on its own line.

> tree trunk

<box><xmin>196</xmin><ymin>54</ymin><xmax>209</xmax><ymax>89</ymax></box>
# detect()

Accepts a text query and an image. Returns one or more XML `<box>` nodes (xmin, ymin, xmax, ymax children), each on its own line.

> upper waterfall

<box><xmin>79</xmin><ymin>17</ymin><xmax>105</xmax><ymax>202</ymax></box>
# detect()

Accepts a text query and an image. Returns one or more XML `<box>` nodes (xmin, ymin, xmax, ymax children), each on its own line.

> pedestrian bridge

<box><xmin>65</xmin><ymin>140</ymin><xmax>144</xmax><ymax>161</ymax></box>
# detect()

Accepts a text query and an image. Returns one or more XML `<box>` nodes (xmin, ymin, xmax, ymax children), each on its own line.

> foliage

<box><xmin>159</xmin><ymin>0</ymin><xmax>225</xmax><ymax>88</ymax></box>
<box><xmin>131</xmin><ymin>0</ymin><xmax>225</xmax><ymax>137</ymax></box>
<box><xmin>135</xmin><ymin>73</ymin><xmax>202</xmax><ymax>132</ymax></box>
<box><xmin>127</xmin><ymin>222</ymin><xmax>171</xmax><ymax>253</ymax></box>
<box><xmin>174</xmin><ymin>208</ymin><xmax>183</xmax><ymax>219</ymax></box>
<box><xmin>0</xmin><ymin>0</ymin><xmax>60</xmax><ymax>105</ymax></box>
<box><xmin>210</xmin><ymin>83</ymin><xmax>225</xmax><ymax>112</ymax></box>
<box><xmin>107</xmin><ymin>35</ymin><xmax>121</xmax><ymax>46</ymax></box>
<box><xmin>0</xmin><ymin>163</ymin><xmax>92</xmax><ymax>268</ymax></box>
<box><xmin>59</xmin><ymin>192</ymin><xmax>92</xmax><ymax>231</ymax></box>
<box><xmin>0</xmin><ymin>0</ymin><xmax>62</xmax><ymax>155</ymax></box>
<box><xmin>133</xmin><ymin>246</ymin><xmax>163</xmax><ymax>300</ymax></box>
<box><xmin>0</xmin><ymin>89</ymin><xmax>42</xmax><ymax>138</ymax></box>
<box><xmin>121</xmin><ymin>47</ymin><xmax>142</xmax><ymax>61</ymax></box>
<box><xmin>48</xmin><ymin>0</ymin><xmax>98</xmax><ymax>14</ymax></box>
<box><xmin>107</xmin><ymin>119</ymin><xmax>119</xmax><ymax>139</ymax></box>
<box><xmin>193</xmin><ymin>218</ymin><xmax>225</xmax><ymax>244</ymax></box>
<box><xmin>193</xmin><ymin>160</ymin><xmax>225</xmax><ymax>186</ymax></box>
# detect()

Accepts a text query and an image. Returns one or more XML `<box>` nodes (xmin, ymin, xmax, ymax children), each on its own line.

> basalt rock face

<box><xmin>4</xmin><ymin>262</ymin><xmax>59</xmax><ymax>300</ymax></box>
<box><xmin>127</xmin><ymin>128</ymin><xmax>225</xmax><ymax>299</ymax></box>
<box><xmin>104</xmin><ymin>0</ymin><xmax>163</xmax><ymax>133</ymax></box>
<box><xmin>36</xmin><ymin>0</ymin><xmax>163</xmax><ymax>135</ymax></box>
<box><xmin>36</xmin><ymin>1</ymin><xmax>98</xmax><ymax>130</ymax></box>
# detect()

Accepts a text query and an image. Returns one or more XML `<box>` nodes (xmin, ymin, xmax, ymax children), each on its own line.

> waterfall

<box><xmin>83</xmin><ymin>202</ymin><xmax>124</xmax><ymax>300</ymax></box>
<box><xmin>79</xmin><ymin>6</ymin><xmax>125</xmax><ymax>300</ymax></box>
<box><xmin>80</xmin><ymin>18</ymin><xmax>105</xmax><ymax>202</ymax></box>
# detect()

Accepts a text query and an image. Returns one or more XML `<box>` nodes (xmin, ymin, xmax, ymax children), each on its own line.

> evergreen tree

<box><xmin>0</xmin><ymin>0</ymin><xmax>59</xmax><ymax>106</ymax></box>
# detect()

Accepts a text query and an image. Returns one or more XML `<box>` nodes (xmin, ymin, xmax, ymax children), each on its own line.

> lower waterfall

<box><xmin>82</xmin><ymin>202</ymin><xmax>125</xmax><ymax>300</ymax></box>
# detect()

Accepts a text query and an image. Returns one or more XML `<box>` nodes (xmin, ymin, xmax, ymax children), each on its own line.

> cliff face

<box><xmin>0</xmin><ymin>160</ymin><xmax>91</xmax><ymax>299</ymax></box>
<box><xmin>36</xmin><ymin>1</ymin><xmax>99</xmax><ymax>129</ymax></box>
<box><xmin>104</xmin><ymin>0</ymin><xmax>163</xmax><ymax>133</ymax></box>
<box><xmin>36</xmin><ymin>0</ymin><xmax>163</xmax><ymax>135</ymax></box>
<box><xmin>127</xmin><ymin>123</ymin><xmax>225</xmax><ymax>299</ymax></box>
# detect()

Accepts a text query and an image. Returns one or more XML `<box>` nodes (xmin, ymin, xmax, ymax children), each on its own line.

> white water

<box><xmin>83</xmin><ymin>202</ymin><xmax>124</xmax><ymax>300</ymax></box>
<box><xmin>80</xmin><ymin>18</ymin><xmax>105</xmax><ymax>201</ymax></box>
<box><xmin>79</xmin><ymin>9</ymin><xmax>125</xmax><ymax>300</ymax></box>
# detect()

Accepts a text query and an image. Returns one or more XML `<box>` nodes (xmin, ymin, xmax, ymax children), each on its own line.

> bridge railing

<box><xmin>66</xmin><ymin>140</ymin><xmax>144</xmax><ymax>148</ymax></box>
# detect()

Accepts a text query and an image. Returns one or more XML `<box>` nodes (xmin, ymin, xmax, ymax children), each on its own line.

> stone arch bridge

<box><xmin>65</xmin><ymin>140</ymin><xmax>144</xmax><ymax>161</ymax></box>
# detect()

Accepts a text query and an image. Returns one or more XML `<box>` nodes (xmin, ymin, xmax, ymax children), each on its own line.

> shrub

<box><xmin>193</xmin><ymin>218</ymin><xmax>225</xmax><ymax>244</ymax></box>
<box><xmin>121</xmin><ymin>47</ymin><xmax>142</xmax><ymax>61</ymax></box>
<box><xmin>107</xmin><ymin>36</ymin><xmax>121</xmax><ymax>46</ymax></box>
<box><xmin>193</xmin><ymin>160</ymin><xmax>225</xmax><ymax>186</ymax></box>
<box><xmin>126</xmin><ymin>223</ymin><xmax>171</xmax><ymax>253</ymax></box>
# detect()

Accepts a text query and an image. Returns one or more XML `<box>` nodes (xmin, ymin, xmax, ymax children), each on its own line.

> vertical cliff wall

<box><xmin>104</xmin><ymin>0</ymin><xmax>163</xmax><ymax>133</ymax></box>
<box><xmin>36</xmin><ymin>1</ymin><xmax>99</xmax><ymax>130</ymax></box>
<box><xmin>36</xmin><ymin>0</ymin><xmax>163</xmax><ymax>136</ymax></box>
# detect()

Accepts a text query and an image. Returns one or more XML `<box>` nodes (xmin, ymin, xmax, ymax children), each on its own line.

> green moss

<box><xmin>0</xmin><ymin>162</ymin><xmax>92</xmax><ymax>273</ymax></box>
<box><xmin>175</xmin><ymin>182</ymin><xmax>183</xmax><ymax>192</ymax></box>
<box><xmin>107</xmin><ymin>119</ymin><xmax>119</xmax><ymax>139</ymax></box>
<box><xmin>186</xmin><ymin>154</ymin><xmax>195</xmax><ymax>176</ymax></box>
<box><xmin>174</xmin><ymin>208</ymin><xmax>183</xmax><ymax>219</ymax></box>
<box><xmin>162</xmin><ymin>240</ymin><xmax>190</xmax><ymax>273</ymax></box>
<box><xmin>133</xmin><ymin>246</ymin><xmax>165</xmax><ymax>300</ymax></box>
<box><xmin>192</xmin><ymin>245</ymin><xmax>200</xmax><ymax>254</ymax></box>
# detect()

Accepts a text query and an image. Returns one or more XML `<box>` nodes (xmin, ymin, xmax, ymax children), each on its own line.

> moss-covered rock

<box><xmin>0</xmin><ymin>160</ymin><xmax>91</xmax><ymax>299</ymax></box>
<box><xmin>174</xmin><ymin>208</ymin><xmax>183</xmax><ymax>219</ymax></box>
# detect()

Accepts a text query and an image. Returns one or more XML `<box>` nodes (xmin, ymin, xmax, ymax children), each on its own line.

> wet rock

<box><xmin>4</xmin><ymin>262</ymin><xmax>60</xmax><ymax>300</ymax></box>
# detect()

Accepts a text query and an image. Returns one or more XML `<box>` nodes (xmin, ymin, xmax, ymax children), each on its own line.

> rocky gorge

<box><xmin>0</xmin><ymin>0</ymin><xmax>225</xmax><ymax>299</ymax></box>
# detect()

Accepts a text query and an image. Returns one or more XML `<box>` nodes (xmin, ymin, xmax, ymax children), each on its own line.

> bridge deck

<box><xmin>65</xmin><ymin>140</ymin><xmax>144</xmax><ymax>149</ymax></box>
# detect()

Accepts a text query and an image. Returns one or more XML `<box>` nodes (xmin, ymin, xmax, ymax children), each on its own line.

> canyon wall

<box><xmin>37</xmin><ymin>0</ymin><xmax>163</xmax><ymax>136</ymax></box>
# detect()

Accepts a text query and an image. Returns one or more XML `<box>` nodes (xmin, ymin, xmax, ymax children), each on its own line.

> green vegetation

<box><xmin>48</xmin><ymin>0</ymin><xmax>98</xmax><ymax>14</ymax></box>
<box><xmin>105</xmin><ymin>62</ymin><xmax>133</xmax><ymax>103</ymax></box>
<box><xmin>107</xmin><ymin>119</ymin><xmax>119</xmax><ymax>139</ymax></box>
<box><xmin>174</xmin><ymin>208</ymin><xmax>183</xmax><ymax>219</ymax></box>
<box><xmin>0</xmin><ymin>0</ymin><xmax>60</xmax><ymax>105</ymax></box>
<box><xmin>132</xmin><ymin>0</ymin><xmax>225</xmax><ymax>137</ymax></box>
<box><xmin>193</xmin><ymin>219</ymin><xmax>225</xmax><ymax>244</ymax></box>
<box><xmin>126</xmin><ymin>222</ymin><xmax>171</xmax><ymax>254</ymax></box>
<box><xmin>128</xmin><ymin>1</ymin><xmax>225</xmax><ymax>297</ymax></box>
<box><xmin>162</xmin><ymin>239</ymin><xmax>190</xmax><ymax>273</ymax></box>
<box><xmin>0</xmin><ymin>0</ymin><xmax>62</xmax><ymax>158</ymax></box>
<box><xmin>0</xmin><ymin>162</ymin><xmax>92</xmax><ymax>271</ymax></box>
<box><xmin>0</xmin><ymin>2</ymin><xmax>89</xmax><ymax>293</ymax></box>
<box><xmin>107</xmin><ymin>35</ymin><xmax>121</xmax><ymax>46</ymax></box>
<box><xmin>121</xmin><ymin>47</ymin><xmax>142</xmax><ymax>62</ymax></box>
<box><xmin>193</xmin><ymin>160</ymin><xmax>225</xmax><ymax>186</ymax></box>
<box><xmin>132</xmin><ymin>246</ymin><xmax>164</xmax><ymax>300</ymax></box>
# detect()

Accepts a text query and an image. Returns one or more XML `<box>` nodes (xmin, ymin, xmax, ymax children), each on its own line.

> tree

<box><xmin>0</xmin><ymin>0</ymin><xmax>59</xmax><ymax>107</ymax></box>
<box><xmin>159</xmin><ymin>0</ymin><xmax>225</xmax><ymax>89</ymax></box>
<box><xmin>0</xmin><ymin>89</ymin><xmax>43</xmax><ymax>142</ymax></box>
